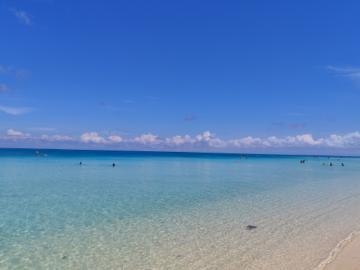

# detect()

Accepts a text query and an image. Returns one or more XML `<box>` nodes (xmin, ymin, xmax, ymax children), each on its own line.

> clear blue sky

<box><xmin>1</xmin><ymin>0</ymin><xmax>360</xmax><ymax>153</ymax></box>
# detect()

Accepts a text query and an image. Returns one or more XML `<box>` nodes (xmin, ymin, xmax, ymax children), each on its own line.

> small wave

<box><xmin>313</xmin><ymin>230</ymin><xmax>360</xmax><ymax>270</ymax></box>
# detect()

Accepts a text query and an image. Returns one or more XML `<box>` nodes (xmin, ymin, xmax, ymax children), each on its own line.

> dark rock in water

<box><xmin>62</xmin><ymin>255</ymin><xmax>67</xmax><ymax>260</ymax></box>
<box><xmin>246</xmin><ymin>225</ymin><xmax>257</xmax><ymax>230</ymax></box>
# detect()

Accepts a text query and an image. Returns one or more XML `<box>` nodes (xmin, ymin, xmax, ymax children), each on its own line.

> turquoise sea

<box><xmin>1</xmin><ymin>149</ymin><xmax>360</xmax><ymax>269</ymax></box>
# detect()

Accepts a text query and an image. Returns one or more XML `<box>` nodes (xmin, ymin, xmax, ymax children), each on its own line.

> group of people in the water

<box><xmin>299</xmin><ymin>159</ymin><xmax>345</xmax><ymax>167</ymax></box>
<box><xmin>324</xmin><ymin>162</ymin><xmax>345</xmax><ymax>167</ymax></box>
<box><xmin>79</xmin><ymin>161</ymin><xmax>116</xmax><ymax>167</ymax></box>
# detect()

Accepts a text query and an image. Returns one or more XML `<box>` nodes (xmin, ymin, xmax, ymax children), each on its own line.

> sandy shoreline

<box><xmin>317</xmin><ymin>232</ymin><xmax>360</xmax><ymax>270</ymax></box>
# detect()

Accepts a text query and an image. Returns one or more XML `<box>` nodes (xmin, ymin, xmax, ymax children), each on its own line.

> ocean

<box><xmin>1</xmin><ymin>149</ymin><xmax>360</xmax><ymax>269</ymax></box>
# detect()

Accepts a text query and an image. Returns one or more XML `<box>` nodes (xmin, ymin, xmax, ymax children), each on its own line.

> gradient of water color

<box><xmin>1</xmin><ymin>149</ymin><xmax>360</xmax><ymax>270</ymax></box>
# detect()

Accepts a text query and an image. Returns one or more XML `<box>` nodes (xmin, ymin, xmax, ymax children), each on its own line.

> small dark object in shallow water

<box><xmin>246</xmin><ymin>225</ymin><xmax>257</xmax><ymax>230</ymax></box>
<box><xmin>341</xmin><ymin>163</ymin><xmax>345</xmax><ymax>167</ymax></box>
<box><xmin>330</xmin><ymin>162</ymin><xmax>333</xmax><ymax>167</ymax></box>
<box><xmin>112</xmin><ymin>163</ymin><xmax>116</xmax><ymax>167</ymax></box>
<box><xmin>62</xmin><ymin>255</ymin><xmax>67</xmax><ymax>260</ymax></box>
<box><xmin>79</xmin><ymin>161</ymin><xmax>82</xmax><ymax>166</ymax></box>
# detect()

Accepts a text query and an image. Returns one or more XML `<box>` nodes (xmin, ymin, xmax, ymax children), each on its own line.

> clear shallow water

<box><xmin>1</xmin><ymin>149</ymin><xmax>360</xmax><ymax>269</ymax></box>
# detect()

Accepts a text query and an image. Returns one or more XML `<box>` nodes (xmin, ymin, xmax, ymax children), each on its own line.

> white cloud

<box><xmin>194</xmin><ymin>131</ymin><xmax>226</xmax><ymax>148</ymax></box>
<box><xmin>133</xmin><ymin>133</ymin><xmax>160</xmax><ymax>144</ymax></box>
<box><xmin>196</xmin><ymin>131</ymin><xmax>213</xmax><ymax>142</ymax></box>
<box><xmin>326</xmin><ymin>66</ymin><xmax>360</xmax><ymax>78</ymax></box>
<box><xmin>230</xmin><ymin>136</ymin><xmax>263</xmax><ymax>147</ymax></box>
<box><xmin>79</xmin><ymin>133</ymin><xmax>123</xmax><ymax>144</ymax></box>
<box><xmin>322</xmin><ymin>132</ymin><xmax>360</xmax><ymax>147</ymax></box>
<box><xmin>0</xmin><ymin>105</ymin><xmax>32</xmax><ymax>115</ymax></box>
<box><xmin>11</xmin><ymin>9</ymin><xmax>32</xmax><ymax>25</ymax></box>
<box><xmin>6</xmin><ymin>129</ymin><xmax>30</xmax><ymax>138</ymax></box>
<box><xmin>227</xmin><ymin>132</ymin><xmax>360</xmax><ymax>149</ymax></box>
<box><xmin>295</xmin><ymin>134</ymin><xmax>321</xmax><ymax>145</ymax></box>
<box><xmin>80</xmin><ymin>132</ymin><xmax>107</xmax><ymax>144</ymax></box>
<box><xmin>166</xmin><ymin>135</ymin><xmax>194</xmax><ymax>145</ymax></box>
<box><xmin>326</xmin><ymin>65</ymin><xmax>360</xmax><ymax>85</ymax></box>
<box><xmin>108</xmin><ymin>135</ymin><xmax>123</xmax><ymax>143</ymax></box>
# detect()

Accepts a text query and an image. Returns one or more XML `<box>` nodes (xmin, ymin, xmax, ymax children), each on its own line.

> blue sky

<box><xmin>1</xmin><ymin>0</ymin><xmax>360</xmax><ymax>153</ymax></box>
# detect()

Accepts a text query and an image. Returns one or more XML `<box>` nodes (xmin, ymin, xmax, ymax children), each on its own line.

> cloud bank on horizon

<box><xmin>2</xmin><ymin>129</ymin><xmax>360</xmax><ymax>154</ymax></box>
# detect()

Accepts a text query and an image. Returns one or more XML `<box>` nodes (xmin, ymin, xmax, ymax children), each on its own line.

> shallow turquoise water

<box><xmin>1</xmin><ymin>149</ymin><xmax>360</xmax><ymax>269</ymax></box>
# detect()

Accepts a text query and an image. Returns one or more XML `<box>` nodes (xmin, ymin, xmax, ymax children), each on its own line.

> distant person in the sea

<box><xmin>341</xmin><ymin>163</ymin><xmax>345</xmax><ymax>167</ymax></box>
<box><xmin>330</xmin><ymin>162</ymin><xmax>333</xmax><ymax>167</ymax></box>
<box><xmin>79</xmin><ymin>161</ymin><xmax>82</xmax><ymax>166</ymax></box>
<box><xmin>112</xmin><ymin>163</ymin><xmax>116</xmax><ymax>167</ymax></box>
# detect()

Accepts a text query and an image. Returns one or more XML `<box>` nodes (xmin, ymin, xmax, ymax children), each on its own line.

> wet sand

<box><xmin>324</xmin><ymin>234</ymin><xmax>360</xmax><ymax>270</ymax></box>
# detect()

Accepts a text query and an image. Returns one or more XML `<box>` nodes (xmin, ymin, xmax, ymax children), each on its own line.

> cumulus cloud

<box><xmin>230</xmin><ymin>136</ymin><xmax>263</xmax><ymax>147</ymax></box>
<box><xmin>80</xmin><ymin>132</ymin><xmax>107</xmax><ymax>144</ymax></box>
<box><xmin>11</xmin><ymin>9</ymin><xmax>32</xmax><ymax>25</ymax></box>
<box><xmin>133</xmin><ymin>133</ymin><xmax>160</xmax><ymax>144</ymax></box>
<box><xmin>195</xmin><ymin>131</ymin><xmax>226</xmax><ymax>148</ymax></box>
<box><xmin>227</xmin><ymin>132</ymin><xmax>360</xmax><ymax>149</ymax></box>
<box><xmin>6</xmin><ymin>129</ymin><xmax>30</xmax><ymax>138</ymax></box>
<box><xmin>80</xmin><ymin>132</ymin><xmax>123</xmax><ymax>144</ymax></box>
<box><xmin>0</xmin><ymin>105</ymin><xmax>32</xmax><ymax>115</ymax></box>
<box><xmin>166</xmin><ymin>135</ymin><xmax>194</xmax><ymax>145</ymax></box>
<box><xmin>322</xmin><ymin>132</ymin><xmax>360</xmax><ymax>147</ymax></box>
<box><xmin>196</xmin><ymin>131</ymin><xmax>213</xmax><ymax>142</ymax></box>
<box><xmin>108</xmin><ymin>135</ymin><xmax>123</xmax><ymax>143</ymax></box>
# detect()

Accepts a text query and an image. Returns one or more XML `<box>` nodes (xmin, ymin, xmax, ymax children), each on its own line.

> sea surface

<box><xmin>1</xmin><ymin>149</ymin><xmax>360</xmax><ymax>270</ymax></box>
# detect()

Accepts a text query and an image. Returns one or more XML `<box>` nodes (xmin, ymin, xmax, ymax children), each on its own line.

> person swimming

<box><xmin>112</xmin><ymin>163</ymin><xmax>116</xmax><ymax>167</ymax></box>
<box><xmin>79</xmin><ymin>161</ymin><xmax>82</xmax><ymax>166</ymax></box>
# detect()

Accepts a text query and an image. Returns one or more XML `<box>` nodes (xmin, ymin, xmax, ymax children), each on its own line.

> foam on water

<box><xmin>1</xmin><ymin>149</ymin><xmax>360</xmax><ymax>269</ymax></box>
